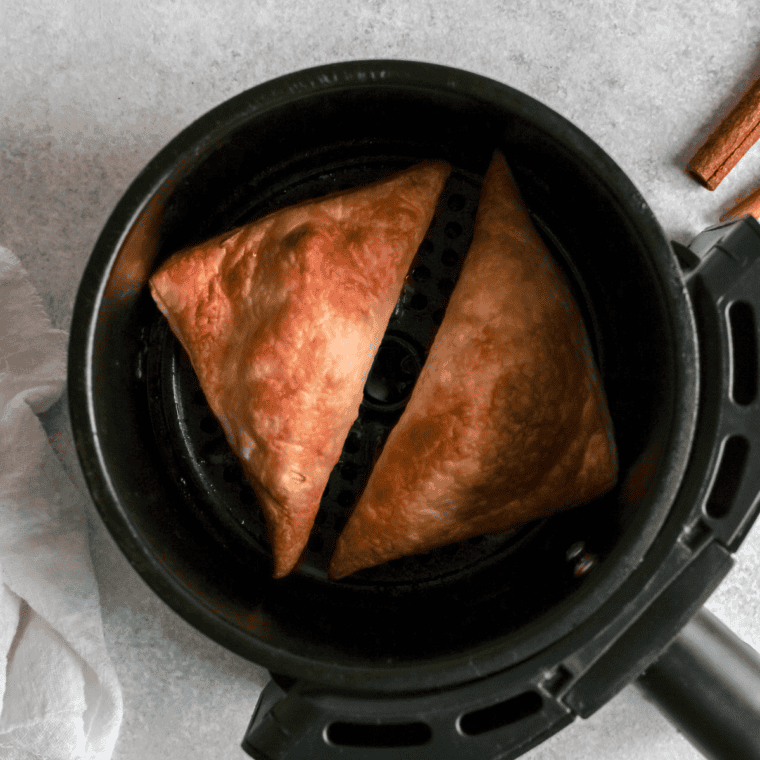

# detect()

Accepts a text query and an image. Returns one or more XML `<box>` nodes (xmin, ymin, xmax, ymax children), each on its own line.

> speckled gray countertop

<box><xmin>3</xmin><ymin>1</ymin><xmax>760</xmax><ymax>758</ymax></box>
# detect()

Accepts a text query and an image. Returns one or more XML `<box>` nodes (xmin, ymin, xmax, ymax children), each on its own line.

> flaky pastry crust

<box><xmin>150</xmin><ymin>161</ymin><xmax>451</xmax><ymax>577</ymax></box>
<box><xmin>329</xmin><ymin>152</ymin><xmax>617</xmax><ymax>579</ymax></box>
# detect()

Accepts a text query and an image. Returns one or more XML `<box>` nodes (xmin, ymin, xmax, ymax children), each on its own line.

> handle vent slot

<box><xmin>729</xmin><ymin>301</ymin><xmax>758</xmax><ymax>405</ymax></box>
<box><xmin>706</xmin><ymin>435</ymin><xmax>750</xmax><ymax>519</ymax></box>
<box><xmin>326</xmin><ymin>721</ymin><xmax>432</xmax><ymax>748</ymax></box>
<box><xmin>458</xmin><ymin>691</ymin><xmax>543</xmax><ymax>736</ymax></box>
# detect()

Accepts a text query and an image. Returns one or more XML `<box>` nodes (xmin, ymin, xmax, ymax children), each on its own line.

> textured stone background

<box><xmin>3</xmin><ymin>1</ymin><xmax>760</xmax><ymax>758</ymax></box>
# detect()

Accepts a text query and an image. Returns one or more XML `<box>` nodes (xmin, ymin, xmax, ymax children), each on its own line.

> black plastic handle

<box><xmin>242</xmin><ymin>607</ymin><xmax>760</xmax><ymax>760</ymax></box>
<box><xmin>637</xmin><ymin>607</ymin><xmax>760</xmax><ymax>760</ymax></box>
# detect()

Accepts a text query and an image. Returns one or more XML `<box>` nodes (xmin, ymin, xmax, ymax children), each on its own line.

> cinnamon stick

<box><xmin>721</xmin><ymin>185</ymin><xmax>760</xmax><ymax>220</ymax></box>
<box><xmin>687</xmin><ymin>75</ymin><xmax>760</xmax><ymax>190</ymax></box>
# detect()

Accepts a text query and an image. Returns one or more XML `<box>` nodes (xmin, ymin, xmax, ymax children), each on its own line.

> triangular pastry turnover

<box><xmin>149</xmin><ymin>161</ymin><xmax>451</xmax><ymax>577</ymax></box>
<box><xmin>328</xmin><ymin>151</ymin><xmax>617</xmax><ymax>579</ymax></box>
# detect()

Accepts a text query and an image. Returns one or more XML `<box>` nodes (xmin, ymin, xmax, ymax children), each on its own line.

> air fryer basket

<box><xmin>68</xmin><ymin>61</ymin><xmax>760</xmax><ymax>758</ymax></box>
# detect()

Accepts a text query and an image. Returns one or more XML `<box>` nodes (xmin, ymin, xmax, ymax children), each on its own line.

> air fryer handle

<box><xmin>241</xmin><ymin>612</ymin><xmax>760</xmax><ymax>760</ymax></box>
<box><xmin>636</xmin><ymin>607</ymin><xmax>760</xmax><ymax>760</ymax></box>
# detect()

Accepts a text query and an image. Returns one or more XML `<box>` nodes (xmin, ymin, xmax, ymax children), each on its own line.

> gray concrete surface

<box><xmin>3</xmin><ymin>1</ymin><xmax>760</xmax><ymax>758</ymax></box>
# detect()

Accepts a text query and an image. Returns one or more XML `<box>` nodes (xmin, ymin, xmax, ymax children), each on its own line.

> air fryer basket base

<box><xmin>70</xmin><ymin>62</ymin><xmax>701</xmax><ymax>692</ymax></box>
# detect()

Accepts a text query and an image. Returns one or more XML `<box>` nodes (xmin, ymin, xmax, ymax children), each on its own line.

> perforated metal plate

<box><xmin>145</xmin><ymin>160</ymin><xmax>594</xmax><ymax>586</ymax></box>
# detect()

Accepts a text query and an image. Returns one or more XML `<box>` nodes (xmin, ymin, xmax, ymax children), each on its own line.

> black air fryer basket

<box><xmin>68</xmin><ymin>61</ymin><xmax>760</xmax><ymax>759</ymax></box>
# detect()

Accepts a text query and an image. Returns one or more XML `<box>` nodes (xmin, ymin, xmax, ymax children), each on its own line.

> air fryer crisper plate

<box><xmin>145</xmin><ymin>156</ymin><xmax>605</xmax><ymax>588</ymax></box>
